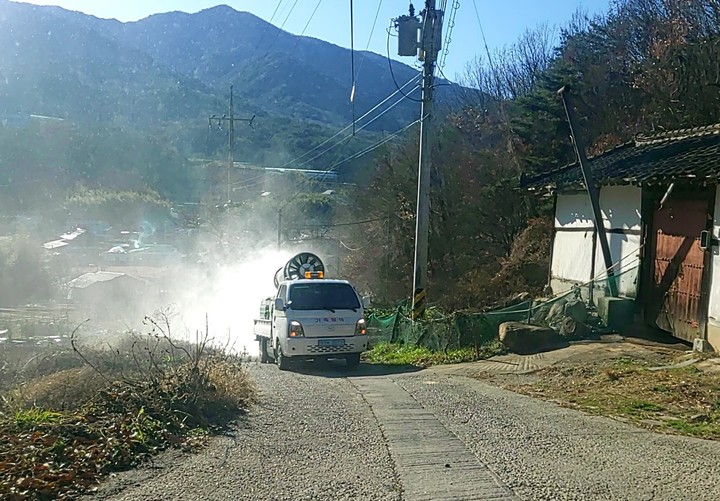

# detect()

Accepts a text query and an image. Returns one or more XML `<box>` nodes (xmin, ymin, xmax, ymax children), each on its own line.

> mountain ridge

<box><xmin>0</xmin><ymin>0</ymin><xmax>460</xmax><ymax>186</ymax></box>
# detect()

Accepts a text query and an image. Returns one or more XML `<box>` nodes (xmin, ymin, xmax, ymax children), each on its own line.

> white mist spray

<box><xmin>174</xmin><ymin>248</ymin><xmax>293</xmax><ymax>355</ymax></box>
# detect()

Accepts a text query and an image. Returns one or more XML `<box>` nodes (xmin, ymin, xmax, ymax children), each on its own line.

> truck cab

<box><xmin>256</xmin><ymin>272</ymin><xmax>369</xmax><ymax>370</ymax></box>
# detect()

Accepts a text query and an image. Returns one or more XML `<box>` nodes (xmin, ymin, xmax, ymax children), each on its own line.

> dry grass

<box><xmin>498</xmin><ymin>355</ymin><xmax>720</xmax><ymax>440</ymax></box>
<box><xmin>4</xmin><ymin>366</ymin><xmax>107</xmax><ymax>412</ymax></box>
<box><xmin>0</xmin><ymin>315</ymin><xmax>256</xmax><ymax>500</ymax></box>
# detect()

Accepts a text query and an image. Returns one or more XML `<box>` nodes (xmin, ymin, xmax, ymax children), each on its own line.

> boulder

<box><xmin>498</xmin><ymin>321</ymin><xmax>561</xmax><ymax>355</ymax></box>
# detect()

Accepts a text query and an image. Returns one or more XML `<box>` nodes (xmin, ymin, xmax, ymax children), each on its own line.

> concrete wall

<box><xmin>551</xmin><ymin>186</ymin><xmax>642</xmax><ymax>298</ymax></box>
<box><xmin>708</xmin><ymin>189</ymin><xmax>720</xmax><ymax>351</ymax></box>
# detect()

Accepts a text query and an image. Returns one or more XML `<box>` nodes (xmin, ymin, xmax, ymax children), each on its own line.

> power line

<box><xmin>231</xmin><ymin>0</ymin><xmax>285</xmax><ymax>83</ymax></box>
<box><xmin>298</xmin><ymin>0</ymin><xmax>323</xmax><ymax>38</ymax></box>
<box><xmin>294</xmin><ymin>87</ymin><xmax>420</xmax><ymax>170</ymax></box>
<box><xmin>222</xmin><ymin>82</ymin><xmax>421</xmax><ymax>195</ymax></box>
<box><xmin>285</xmin><ymin>117</ymin><xmax>420</xmax><ymax>207</ymax></box>
<box><xmin>354</xmin><ymin>0</ymin><xmax>384</xmax><ymax>81</ymax></box>
<box><xmin>275</xmin><ymin>117</ymin><xmax>419</xmax><ymax>248</ymax></box>
<box><xmin>278</xmin><ymin>0</ymin><xmax>301</xmax><ymax>32</ymax></box>
<box><xmin>327</xmin><ymin>118</ymin><xmax>420</xmax><ymax>170</ymax></box>
<box><xmin>471</xmin><ymin>0</ymin><xmax>522</xmax><ymax>173</ymax></box>
<box><xmin>258</xmin><ymin>0</ymin><xmax>301</xmax><ymax>59</ymax></box>
<box><xmin>278</xmin><ymin>74</ymin><xmax>420</xmax><ymax>168</ymax></box>
<box><xmin>290</xmin><ymin>217</ymin><xmax>388</xmax><ymax>229</ymax></box>
<box><xmin>438</xmin><ymin>0</ymin><xmax>460</xmax><ymax>70</ymax></box>
<box><xmin>253</xmin><ymin>0</ymin><xmax>285</xmax><ymax>52</ymax></box>
<box><xmin>471</xmin><ymin>0</ymin><xmax>496</xmax><ymax>81</ymax></box>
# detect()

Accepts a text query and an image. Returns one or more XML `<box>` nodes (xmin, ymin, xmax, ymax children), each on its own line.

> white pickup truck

<box><xmin>253</xmin><ymin>253</ymin><xmax>369</xmax><ymax>370</ymax></box>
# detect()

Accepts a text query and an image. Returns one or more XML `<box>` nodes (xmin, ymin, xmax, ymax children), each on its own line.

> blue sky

<box><xmin>17</xmin><ymin>0</ymin><xmax>612</xmax><ymax>78</ymax></box>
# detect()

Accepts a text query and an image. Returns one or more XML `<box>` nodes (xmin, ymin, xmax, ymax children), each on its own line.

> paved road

<box><xmin>96</xmin><ymin>362</ymin><xmax>720</xmax><ymax>501</ymax></box>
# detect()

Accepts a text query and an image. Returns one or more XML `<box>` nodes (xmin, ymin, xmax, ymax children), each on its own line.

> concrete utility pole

<box><xmin>397</xmin><ymin>1</ymin><xmax>444</xmax><ymax>319</ymax></box>
<box><xmin>208</xmin><ymin>85</ymin><xmax>255</xmax><ymax>207</ymax></box>
<box><xmin>557</xmin><ymin>85</ymin><xmax>618</xmax><ymax>297</ymax></box>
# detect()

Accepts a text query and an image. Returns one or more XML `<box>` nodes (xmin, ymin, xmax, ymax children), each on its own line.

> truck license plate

<box><xmin>318</xmin><ymin>339</ymin><xmax>345</xmax><ymax>347</ymax></box>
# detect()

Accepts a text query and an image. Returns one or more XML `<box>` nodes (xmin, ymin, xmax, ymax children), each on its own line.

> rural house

<box><xmin>67</xmin><ymin>271</ymin><xmax>153</xmax><ymax>324</ymax></box>
<box><xmin>520</xmin><ymin>124</ymin><xmax>720</xmax><ymax>350</ymax></box>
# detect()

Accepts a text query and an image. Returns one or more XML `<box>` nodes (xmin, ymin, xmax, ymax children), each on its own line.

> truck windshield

<box><xmin>288</xmin><ymin>283</ymin><xmax>361</xmax><ymax>311</ymax></box>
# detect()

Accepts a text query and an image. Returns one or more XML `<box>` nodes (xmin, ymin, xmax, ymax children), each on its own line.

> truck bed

<box><xmin>254</xmin><ymin>318</ymin><xmax>272</xmax><ymax>339</ymax></box>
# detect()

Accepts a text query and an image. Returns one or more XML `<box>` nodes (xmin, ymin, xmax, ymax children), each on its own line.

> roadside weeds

<box><xmin>0</xmin><ymin>313</ymin><xmax>255</xmax><ymax>500</ymax></box>
<box><xmin>478</xmin><ymin>353</ymin><xmax>720</xmax><ymax>440</ymax></box>
<box><xmin>363</xmin><ymin>341</ymin><xmax>505</xmax><ymax>368</ymax></box>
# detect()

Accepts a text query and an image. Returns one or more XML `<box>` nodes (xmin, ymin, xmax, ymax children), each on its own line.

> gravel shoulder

<box><xmin>92</xmin><ymin>362</ymin><xmax>400</xmax><ymax>501</ymax></box>
<box><xmin>396</xmin><ymin>370</ymin><xmax>720</xmax><ymax>501</ymax></box>
<box><xmin>92</xmin><ymin>358</ymin><xmax>720</xmax><ymax>501</ymax></box>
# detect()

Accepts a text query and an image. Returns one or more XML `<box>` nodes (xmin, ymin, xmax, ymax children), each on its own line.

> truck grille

<box><xmin>307</xmin><ymin>343</ymin><xmax>355</xmax><ymax>354</ymax></box>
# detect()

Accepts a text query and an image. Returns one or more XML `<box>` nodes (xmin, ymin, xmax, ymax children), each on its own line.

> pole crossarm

<box><xmin>207</xmin><ymin>85</ymin><xmax>255</xmax><ymax>206</ymax></box>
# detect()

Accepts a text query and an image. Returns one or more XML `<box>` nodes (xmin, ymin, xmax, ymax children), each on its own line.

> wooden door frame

<box><xmin>699</xmin><ymin>186</ymin><xmax>717</xmax><ymax>339</ymax></box>
<box><xmin>638</xmin><ymin>187</ymin><xmax>654</xmax><ymax>318</ymax></box>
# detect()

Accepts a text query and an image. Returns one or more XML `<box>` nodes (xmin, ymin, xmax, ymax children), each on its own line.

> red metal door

<box><xmin>648</xmin><ymin>196</ymin><xmax>709</xmax><ymax>342</ymax></box>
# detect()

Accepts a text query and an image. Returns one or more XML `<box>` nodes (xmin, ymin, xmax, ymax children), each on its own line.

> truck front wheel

<box><xmin>276</xmin><ymin>346</ymin><xmax>291</xmax><ymax>371</ymax></box>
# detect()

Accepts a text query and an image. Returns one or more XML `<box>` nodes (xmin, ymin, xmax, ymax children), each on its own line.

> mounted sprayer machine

<box><xmin>253</xmin><ymin>252</ymin><xmax>370</xmax><ymax>370</ymax></box>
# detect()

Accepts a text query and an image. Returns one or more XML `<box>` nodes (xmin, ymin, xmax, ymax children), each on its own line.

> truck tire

<box><xmin>259</xmin><ymin>339</ymin><xmax>271</xmax><ymax>364</ymax></box>
<box><xmin>345</xmin><ymin>353</ymin><xmax>361</xmax><ymax>369</ymax></box>
<box><xmin>276</xmin><ymin>347</ymin><xmax>291</xmax><ymax>371</ymax></box>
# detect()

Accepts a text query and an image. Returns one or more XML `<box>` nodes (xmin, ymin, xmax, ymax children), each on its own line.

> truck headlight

<box><xmin>289</xmin><ymin>320</ymin><xmax>305</xmax><ymax>337</ymax></box>
<box><xmin>354</xmin><ymin>318</ymin><xmax>367</xmax><ymax>336</ymax></box>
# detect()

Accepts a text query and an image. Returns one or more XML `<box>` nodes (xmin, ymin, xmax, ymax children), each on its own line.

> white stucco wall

<box><xmin>594</xmin><ymin>186</ymin><xmax>642</xmax><ymax>297</ymax></box>
<box><xmin>592</xmin><ymin>233</ymin><xmax>642</xmax><ymax>297</ymax></box>
<box><xmin>551</xmin><ymin>186</ymin><xmax>642</xmax><ymax>297</ymax></box>
<box><xmin>551</xmin><ymin>194</ymin><xmax>594</xmax><ymax>291</ymax></box>
<box><xmin>555</xmin><ymin>193</ymin><xmax>594</xmax><ymax>229</ymax></box>
<box><xmin>551</xmin><ymin>230</ymin><xmax>595</xmax><ymax>283</ymax></box>
<box><xmin>599</xmin><ymin>185</ymin><xmax>642</xmax><ymax>230</ymax></box>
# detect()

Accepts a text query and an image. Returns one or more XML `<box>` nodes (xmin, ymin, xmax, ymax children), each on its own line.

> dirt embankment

<box><xmin>473</xmin><ymin>340</ymin><xmax>720</xmax><ymax>440</ymax></box>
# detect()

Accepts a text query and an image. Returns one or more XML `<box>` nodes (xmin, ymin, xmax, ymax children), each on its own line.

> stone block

<box><xmin>499</xmin><ymin>321</ymin><xmax>560</xmax><ymax>355</ymax></box>
<box><xmin>597</xmin><ymin>296</ymin><xmax>635</xmax><ymax>332</ymax></box>
<box><xmin>693</xmin><ymin>338</ymin><xmax>712</xmax><ymax>353</ymax></box>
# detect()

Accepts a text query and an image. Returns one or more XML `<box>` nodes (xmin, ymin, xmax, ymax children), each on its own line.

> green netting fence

<box><xmin>367</xmin><ymin>265</ymin><xmax>639</xmax><ymax>351</ymax></box>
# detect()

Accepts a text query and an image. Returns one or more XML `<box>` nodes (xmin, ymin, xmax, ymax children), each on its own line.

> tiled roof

<box><xmin>520</xmin><ymin>124</ymin><xmax>720</xmax><ymax>192</ymax></box>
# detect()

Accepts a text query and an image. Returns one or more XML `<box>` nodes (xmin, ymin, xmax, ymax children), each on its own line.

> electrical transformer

<box><xmin>396</xmin><ymin>15</ymin><xmax>420</xmax><ymax>57</ymax></box>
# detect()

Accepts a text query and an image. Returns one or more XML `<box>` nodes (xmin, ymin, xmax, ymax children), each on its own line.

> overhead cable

<box><xmin>294</xmin><ymin>86</ymin><xmax>420</xmax><ymax>170</ymax></box>
<box><xmin>278</xmin><ymin>73</ymin><xmax>420</xmax><ymax>168</ymax></box>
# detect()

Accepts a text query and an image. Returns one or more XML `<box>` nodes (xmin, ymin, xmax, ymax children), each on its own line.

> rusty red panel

<box><xmin>651</xmin><ymin>196</ymin><xmax>709</xmax><ymax>342</ymax></box>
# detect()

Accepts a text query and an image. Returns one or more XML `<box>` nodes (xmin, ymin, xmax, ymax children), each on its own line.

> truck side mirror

<box><xmin>274</xmin><ymin>297</ymin><xmax>285</xmax><ymax>311</ymax></box>
<box><xmin>362</xmin><ymin>296</ymin><xmax>371</xmax><ymax>308</ymax></box>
